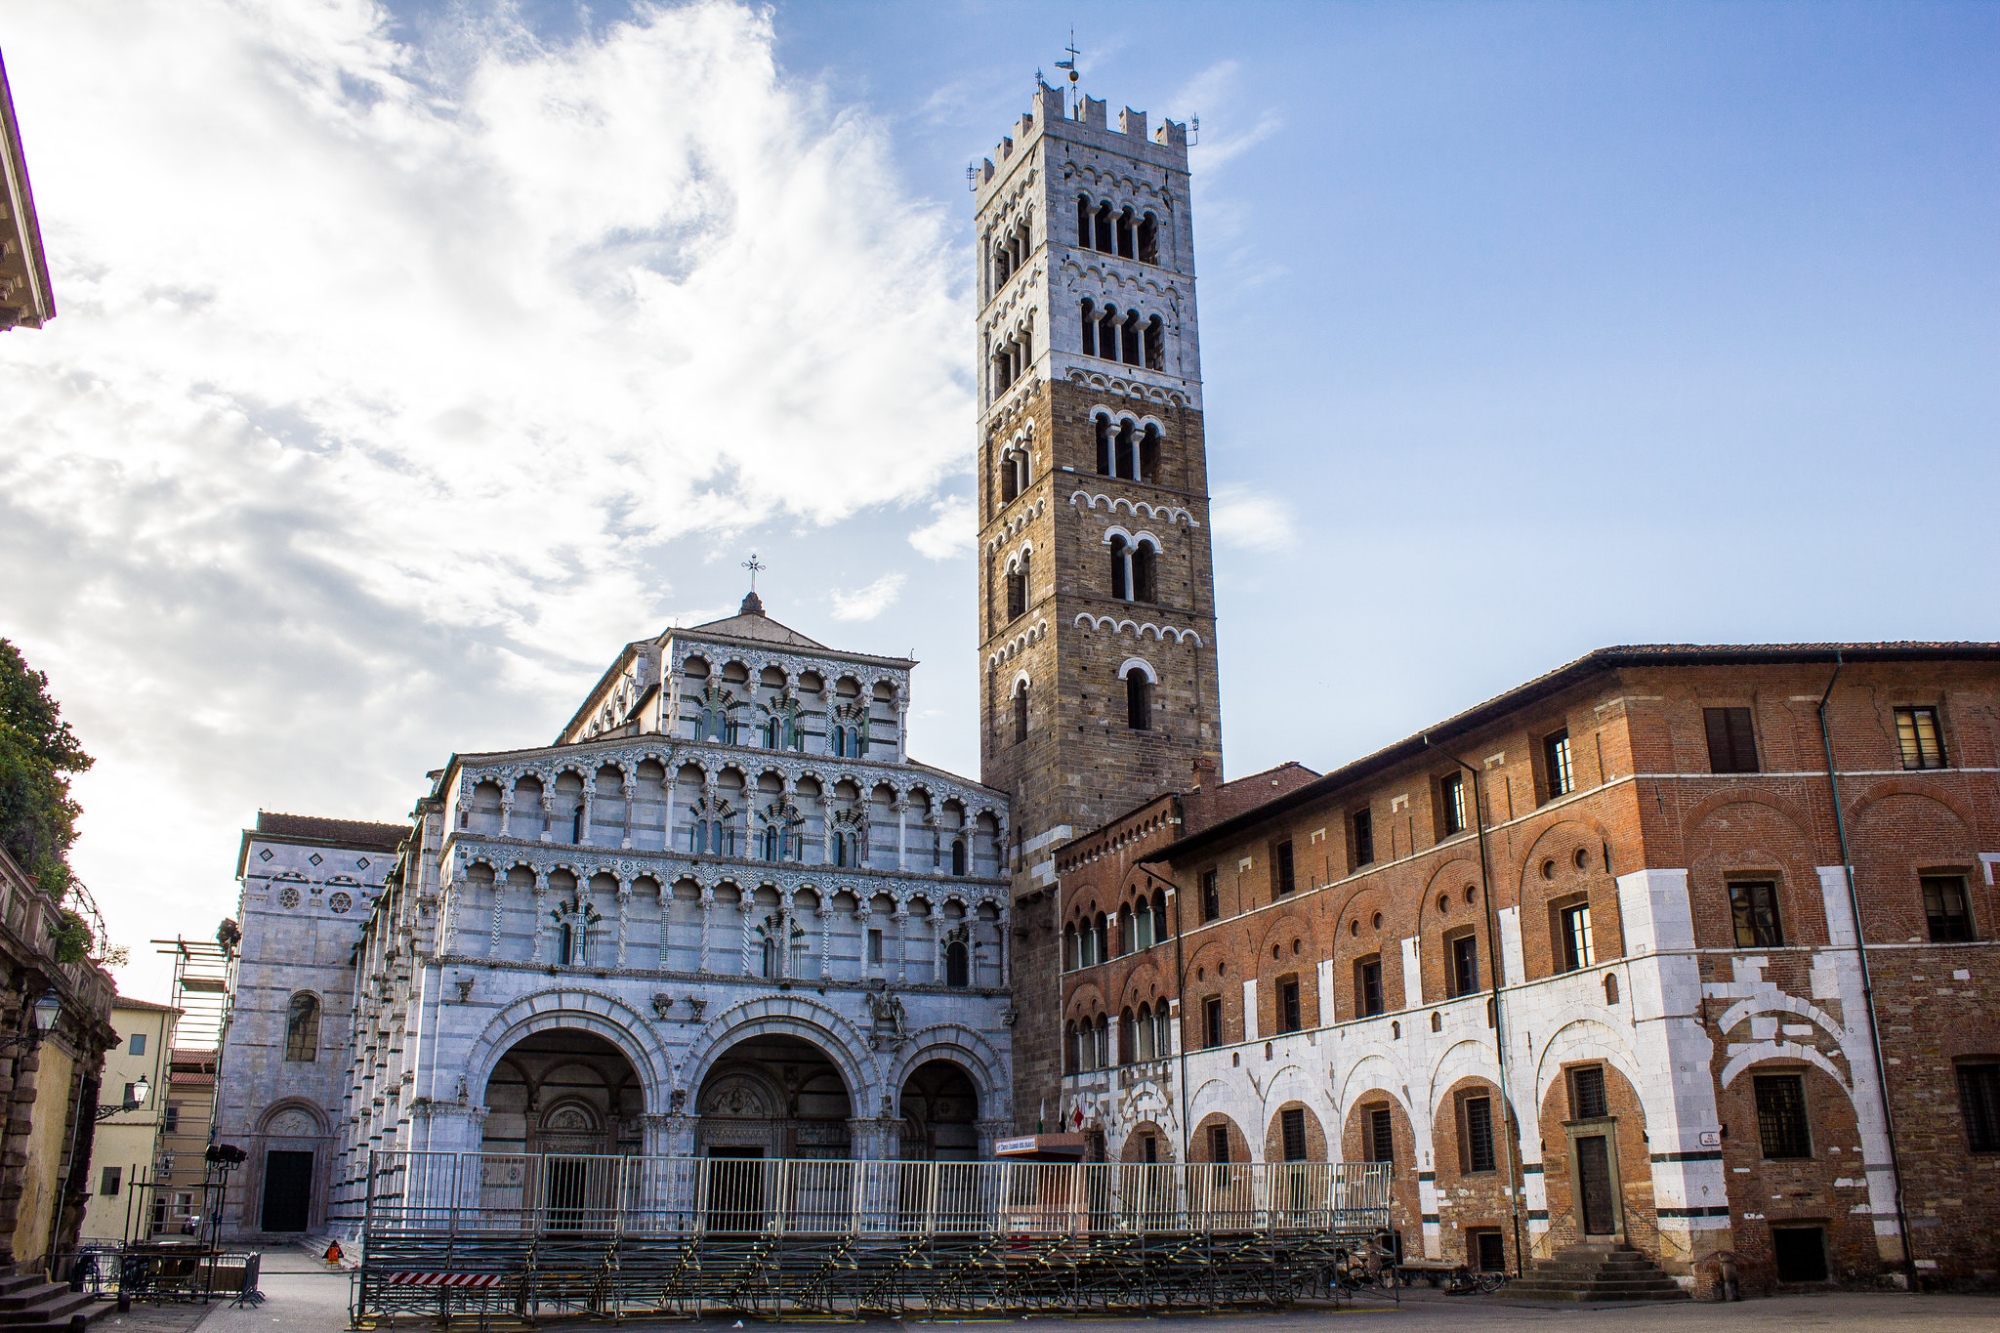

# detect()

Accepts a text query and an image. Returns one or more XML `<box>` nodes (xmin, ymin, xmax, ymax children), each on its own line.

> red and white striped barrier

<box><xmin>382</xmin><ymin>1273</ymin><xmax>502</xmax><ymax>1288</ymax></box>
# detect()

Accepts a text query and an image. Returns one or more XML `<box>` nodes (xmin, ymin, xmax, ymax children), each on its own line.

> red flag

<box><xmin>1072</xmin><ymin>1104</ymin><xmax>1084</xmax><ymax>1129</ymax></box>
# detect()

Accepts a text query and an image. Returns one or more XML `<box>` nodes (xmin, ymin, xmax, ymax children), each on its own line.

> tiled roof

<box><xmin>254</xmin><ymin>811</ymin><xmax>407</xmax><ymax>851</ymax></box>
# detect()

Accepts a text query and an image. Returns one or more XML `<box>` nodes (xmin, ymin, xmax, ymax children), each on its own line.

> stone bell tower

<box><xmin>974</xmin><ymin>82</ymin><xmax>1224</xmax><ymax>1125</ymax></box>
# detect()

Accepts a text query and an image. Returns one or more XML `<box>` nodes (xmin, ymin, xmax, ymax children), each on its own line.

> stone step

<box><xmin>0</xmin><ymin>1283</ymin><xmax>39</xmax><ymax>1301</ymax></box>
<box><xmin>0</xmin><ymin>1291</ymin><xmax>98</xmax><ymax>1325</ymax></box>
<box><xmin>0</xmin><ymin>1285</ymin><xmax>73</xmax><ymax>1312</ymax></box>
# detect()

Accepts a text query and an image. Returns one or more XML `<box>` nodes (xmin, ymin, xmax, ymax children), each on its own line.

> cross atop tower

<box><xmin>740</xmin><ymin>553</ymin><xmax>767</xmax><ymax>616</ymax></box>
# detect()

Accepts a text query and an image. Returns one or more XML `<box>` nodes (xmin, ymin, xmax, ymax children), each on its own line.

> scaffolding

<box><xmin>153</xmin><ymin>938</ymin><xmax>233</xmax><ymax>1051</ymax></box>
<box><xmin>353</xmin><ymin>1153</ymin><xmax>1393</xmax><ymax>1322</ymax></box>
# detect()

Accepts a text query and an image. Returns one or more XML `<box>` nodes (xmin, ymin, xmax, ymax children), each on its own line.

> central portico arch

<box><xmin>460</xmin><ymin>988</ymin><xmax>673</xmax><ymax>1116</ymax></box>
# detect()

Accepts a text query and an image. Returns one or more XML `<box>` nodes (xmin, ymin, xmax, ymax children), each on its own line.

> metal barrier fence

<box><xmin>354</xmin><ymin>1153</ymin><xmax>1393</xmax><ymax>1320</ymax></box>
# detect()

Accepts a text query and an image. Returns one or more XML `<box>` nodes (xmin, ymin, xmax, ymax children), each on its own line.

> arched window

<box><xmin>1077</xmin><ymin>195</ymin><xmax>1092</xmax><ymax>247</ymax></box>
<box><xmin>946</xmin><ymin>940</ymin><xmax>969</xmax><ymax>987</ymax></box>
<box><xmin>1064</xmin><ymin>1021</ymin><xmax>1079</xmax><ymax>1073</ymax></box>
<box><xmin>1137</xmin><ymin>213</ymin><xmax>1159</xmax><ymax>264</ymax></box>
<box><xmin>1120</xmin><ymin>311</ymin><xmax>1140</xmax><ymax>366</ymax></box>
<box><xmin>951</xmin><ymin>839</ymin><xmax>968</xmax><ymax>877</ymax></box>
<box><xmin>1094</xmin><ymin>415</ymin><xmax>1113</xmax><ymax>475</ymax></box>
<box><xmin>1094</xmin><ymin>912</ymin><xmax>1109</xmax><ymax>962</ymax></box>
<box><xmin>1094</xmin><ymin>201</ymin><xmax>1114</xmax><ymax>253</ymax></box>
<box><xmin>1144</xmin><ymin>316</ymin><xmax>1165</xmax><ymax>371</ymax></box>
<box><xmin>1153</xmin><ymin>889</ymin><xmax>1169</xmax><ymax>938</ymax></box>
<box><xmin>1140</xmin><ymin>424</ymin><xmax>1160</xmax><ymax>482</ymax></box>
<box><xmin>1125</xmin><ymin>669</ymin><xmax>1153</xmax><ymax>731</ymax></box>
<box><xmin>994</xmin><ymin>240</ymin><xmax>1013</xmax><ymax>284</ymax></box>
<box><xmin>1116</xmin><ymin>207</ymin><xmax>1136</xmax><ymax>259</ymax></box>
<box><xmin>688</xmin><ymin>819</ymin><xmax>707</xmax><ymax>855</ymax></box>
<box><xmin>1013</xmin><ymin>679</ymin><xmax>1030</xmax><ymax>745</ymax></box>
<box><xmin>284</xmin><ymin>993</ymin><xmax>320</xmax><ymax>1063</ymax></box>
<box><xmin>1063</xmin><ymin>923</ymin><xmax>1078</xmax><ymax>970</ymax></box>
<box><xmin>1115</xmin><ymin>421</ymin><xmax>1136</xmax><ymax>480</ymax></box>
<box><xmin>761</xmin><ymin>934</ymin><xmax>779</xmax><ymax>978</ymax></box>
<box><xmin>1094</xmin><ymin>1015</ymin><xmax>1110</xmax><ymax>1068</ymax></box>
<box><xmin>1109</xmin><ymin>535</ymin><xmax>1130</xmax><ymax>600</ymax></box>
<box><xmin>559</xmin><ymin>920</ymin><xmax>577</xmax><ymax>965</ymax></box>
<box><xmin>1154</xmin><ymin>1004</ymin><xmax>1172</xmax><ymax>1056</ymax></box>
<box><xmin>1119</xmin><ymin>1007</ymin><xmax>1136</xmax><ymax>1063</ymax></box>
<box><xmin>1132</xmin><ymin>539</ymin><xmax>1157</xmax><ymax>602</ymax></box>
<box><xmin>834</xmin><ymin>833</ymin><xmax>853</xmax><ymax>868</ymax></box>
<box><xmin>1605</xmin><ymin>973</ymin><xmax>1621</xmax><ymax>1005</ymax></box>
<box><xmin>760</xmin><ymin>825</ymin><xmax>780</xmax><ymax>861</ymax></box>
<box><xmin>1136</xmin><ymin>1003</ymin><xmax>1155</xmax><ymax>1060</ymax></box>
<box><xmin>1006</xmin><ymin>554</ymin><xmax>1028</xmax><ymax>620</ymax></box>
<box><xmin>1100</xmin><ymin>305</ymin><xmax>1119</xmax><ymax>360</ymax></box>
<box><xmin>1118</xmin><ymin>904</ymin><xmax>1134</xmax><ymax>956</ymax></box>
<box><xmin>1001</xmin><ymin>451</ymin><xmax>1018</xmax><ymax>504</ymax></box>
<box><xmin>1080</xmin><ymin>299</ymin><xmax>1096</xmax><ymax>357</ymax></box>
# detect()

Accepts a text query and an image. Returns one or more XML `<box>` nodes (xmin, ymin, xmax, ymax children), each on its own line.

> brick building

<box><xmin>1045</xmin><ymin>644</ymin><xmax>2000</xmax><ymax>1291</ymax></box>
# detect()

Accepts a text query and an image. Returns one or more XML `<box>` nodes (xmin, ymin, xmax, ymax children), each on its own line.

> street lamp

<box><xmin>96</xmin><ymin>1073</ymin><xmax>149</xmax><ymax>1122</ymax></box>
<box><xmin>0</xmin><ymin>990</ymin><xmax>63</xmax><ymax>1052</ymax></box>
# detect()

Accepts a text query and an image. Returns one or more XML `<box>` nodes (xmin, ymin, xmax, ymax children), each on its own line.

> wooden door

<box><xmin>1574</xmin><ymin>1135</ymin><xmax>1616</xmax><ymax>1236</ymax></box>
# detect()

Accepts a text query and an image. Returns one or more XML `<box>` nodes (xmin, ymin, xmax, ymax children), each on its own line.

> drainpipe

<box><xmin>1424</xmin><ymin>736</ymin><xmax>1525</xmax><ymax>1278</ymax></box>
<box><xmin>1816</xmin><ymin>657</ymin><xmax>1918</xmax><ymax>1288</ymax></box>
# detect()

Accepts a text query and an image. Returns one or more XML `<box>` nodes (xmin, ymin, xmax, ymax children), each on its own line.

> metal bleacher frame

<box><xmin>350</xmin><ymin>1151</ymin><xmax>1393</xmax><ymax>1323</ymax></box>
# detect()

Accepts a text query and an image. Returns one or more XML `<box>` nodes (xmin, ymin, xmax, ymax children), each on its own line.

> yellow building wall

<box><xmin>9</xmin><ymin>1041</ymin><xmax>76</xmax><ymax>1265</ymax></box>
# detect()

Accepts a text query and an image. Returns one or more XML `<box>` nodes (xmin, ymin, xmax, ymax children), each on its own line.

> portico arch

<box><xmin>462</xmin><ymin>988</ymin><xmax>672</xmax><ymax>1115</ymax></box>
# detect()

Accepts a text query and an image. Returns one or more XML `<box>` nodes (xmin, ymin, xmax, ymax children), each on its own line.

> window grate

<box><xmin>1209</xmin><ymin>1123</ymin><xmax>1231</xmax><ymax>1164</ymax></box>
<box><xmin>1755</xmin><ymin>1073</ymin><xmax>1812</xmax><ymax>1159</ymax></box>
<box><xmin>1369</xmin><ymin>1107</ymin><xmax>1394</xmax><ymax>1165</ymax></box>
<box><xmin>1281</xmin><ymin>1107</ymin><xmax>1307</xmax><ymax>1162</ymax></box>
<box><xmin>1570</xmin><ymin>1065</ymin><xmax>1607</xmax><ymax>1120</ymax></box>
<box><xmin>1463</xmin><ymin>1096</ymin><xmax>1495</xmax><ymax>1173</ymax></box>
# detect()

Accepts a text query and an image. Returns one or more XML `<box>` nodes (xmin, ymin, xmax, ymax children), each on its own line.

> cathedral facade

<box><xmin>217</xmin><ymin>599</ymin><xmax>1015</xmax><ymax>1240</ymax></box>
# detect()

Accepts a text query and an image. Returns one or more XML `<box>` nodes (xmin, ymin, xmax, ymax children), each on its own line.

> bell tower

<box><xmin>975</xmin><ymin>82</ymin><xmax>1224</xmax><ymax>1122</ymax></box>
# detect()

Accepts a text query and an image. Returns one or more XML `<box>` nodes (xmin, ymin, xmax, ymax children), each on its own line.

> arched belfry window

<box><xmin>951</xmin><ymin>839</ymin><xmax>968</xmax><ymax>877</ymax></box>
<box><xmin>1144</xmin><ymin>316</ymin><xmax>1165</xmax><ymax>371</ymax></box>
<box><xmin>1121</xmin><ymin>662</ymin><xmax>1156</xmax><ymax>732</ymax></box>
<box><xmin>1132</xmin><ymin>539</ymin><xmax>1158</xmax><ymax>603</ymax></box>
<box><xmin>1140</xmin><ymin>424</ymin><xmax>1160</xmax><ymax>482</ymax></box>
<box><xmin>946</xmin><ymin>939</ymin><xmax>969</xmax><ymax>988</ymax></box>
<box><xmin>1137</xmin><ymin>213</ymin><xmax>1159</xmax><ymax>264</ymax></box>
<box><xmin>284</xmin><ymin>993</ymin><xmax>320</xmax><ymax>1063</ymax></box>
<box><xmin>1006</xmin><ymin>553</ymin><xmax>1029</xmax><ymax>621</ymax></box>
<box><xmin>1116</xmin><ymin>207</ymin><xmax>1136</xmax><ymax>259</ymax></box>
<box><xmin>1094</xmin><ymin>415</ymin><xmax>1113</xmax><ymax>476</ymax></box>
<box><xmin>1095</xmin><ymin>201</ymin><xmax>1114</xmax><ymax>253</ymax></box>
<box><xmin>1120</xmin><ymin>311</ymin><xmax>1140</xmax><ymax>366</ymax></box>
<box><xmin>1013</xmin><ymin>678</ymin><xmax>1030</xmax><ymax>744</ymax></box>
<box><xmin>1109</xmin><ymin>535</ymin><xmax>1130</xmax><ymax>600</ymax></box>
<box><xmin>1077</xmin><ymin>194</ymin><xmax>1093</xmax><ymax>247</ymax></box>
<box><xmin>1080</xmin><ymin>300</ymin><xmax>1097</xmax><ymax>357</ymax></box>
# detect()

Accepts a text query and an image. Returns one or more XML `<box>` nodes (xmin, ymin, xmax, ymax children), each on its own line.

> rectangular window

<box><xmin>1351</xmin><ymin>809</ymin><xmax>1375</xmax><ymax>868</ymax></box>
<box><xmin>1209</xmin><ymin>1123</ymin><xmax>1231</xmax><ymax>1164</ymax></box>
<box><xmin>129</xmin><ymin>1032</ymin><xmax>146</xmax><ymax>1056</ymax></box>
<box><xmin>1278</xmin><ymin>978</ymin><xmax>1302</xmax><ymax>1033</ymax></box>
<box><xmin>100</xmin><ymin>1167</ymin><xmax>121</xmax><ymax>1197</ymax></box>
<box><xmin>1923</xmin><ymin>875</ymin><xmax>1974</xmax><ymax>943</ymax></box>
<box><xmin>1142</xmin><ymin>1133</ymin><xmax>1158</xmax><ymax>1163</ymax></box>
<box><xmin>1448</xmin><ymin>933</ymin><xmax>1479</xmax><ymax>997</ymax></box>
<box><xmin>1958</xmin><ymin>1062</ymin><xmax>2000</xmax><ymax>1153</ymax></box>
<box><xmin>164</xmin><ymin>1104</ymin><xmax>180</xmax><ymax>1133</ymax></box>
<box><xmin>1200</xmin><ymin>869</ymin><xmax>1219</xmax><ymax>923</ymax></box>
<box><xmin>1730</xmin><ymin>881</ymin><xmax>1784</xmax><ymax>947</ymax></box>
<box><xmin>1461</xmin><ymin>1095</ymin><xmax>1496</xmax><ymax>1174</ymax></box>
<box><xmin>1569</xmin><ymin>1065</ymin><xmax>1608</xmax><ymax>1120</ymax></box>
<box><xmin>867</xmin><ymin>929</ymin><xmax>884</xmax><ymax>965</ymax></box>
<box><xmin>1203</xmin><ymin>995</ymin><xmax>1224</xmax><ymax>1049</ymax></box>
<box><xmin>1440</xmin><ymin>772</ymin><xmax>1467</xmax><ymax>836</ymax></box>
<box><xmin>1895</xmin><ymin>706</ymin><xmax>1947</xmax><ymax>770</ymax></box>
<box><xmin>1355</xmin><ymin>957</ymin><xmax>1384</xmax><ymax>1018</ymax></box>
<box><xmin>1559</xmin><ymin>902</ymin><xmax>1594</xmax><ymax>971</ymax></box>
<box><xmin>1281</xmin><ymin>1107</ymin><xmax>1307</xmax><ymax>1162</ymax></box>
<box><xmin>1273</xmin><ymin>840</ymin><xmax>1296</xmax><ymax>897</ymax></box>
<box><xmin>1544</xmin><ymin>729</ymin><xmax>1575</xmax><ymax>799</ymax></box>
<box><xmin>1368</xmin><ymin>1107</ymin><xmax>1394</xmax><ymax>1164</ymax></box>
<box><xmin>1704</xmin><ymin>706</ymin><xmax>1760</xmax><ymax>774</ymax></box>
<box><xmin>1755</xmin><ymin>1073</ymin><xmax>1812</xmax><ymax>1159</ymax></box>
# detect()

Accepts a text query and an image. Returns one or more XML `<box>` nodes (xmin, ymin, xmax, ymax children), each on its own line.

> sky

<box><xmin>1</xmin><ymin>1</ymin><xmax>1994</xmax><ymax>1003</ymax></box>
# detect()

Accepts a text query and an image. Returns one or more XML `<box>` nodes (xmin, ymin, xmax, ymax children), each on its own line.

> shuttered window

<box><xmin>1704</xmin><ymin>707</ymin><xmax>1759</xmax><ymax>773</ymax></box>
<box><xmin>1895</xmin><ymin>706</ymin><xmax>1947</xmax><ymax>769</ymax></box>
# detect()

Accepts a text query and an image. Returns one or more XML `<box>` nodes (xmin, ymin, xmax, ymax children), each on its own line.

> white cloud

<box><xmin>0</xmin><ymin>0</ymin><xmax>969</xmax><ymax>995</ymax></box>
<box><xmin>1172</xmin><ymin>60</ymin><xmax>1283</xmax><ymax>173</ymax></box>
<box><xmin>830</xmin><ymin>573</ymin><xmax>906</xmax><ymax>622</ymax></box>
<box><xmin>908</xmin><ymin>495</ymin><xmax>975</xmax><ymax>560</ymax></box>
<box><xmin>1210</xmin><ymin>485</ymin><xmax>1297</xmax><ymax>553</ymax></box>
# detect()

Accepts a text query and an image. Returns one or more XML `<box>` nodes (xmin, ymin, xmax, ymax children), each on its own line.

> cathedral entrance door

<box><xmin>707</xmin><ymin>1148</ymin><xmax>766</xmax><ymax>1233</ymax></box>
<box><xmin>259</xmin><ymin>1150</ymin><xmax>313</xmax><ymax>1232</ymax></box>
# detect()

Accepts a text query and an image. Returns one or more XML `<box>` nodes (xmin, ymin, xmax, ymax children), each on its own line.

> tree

<box><xmin>0</xmin><ymin>638</ymin><xmax>93</xmax><ymax>895</ymax></box>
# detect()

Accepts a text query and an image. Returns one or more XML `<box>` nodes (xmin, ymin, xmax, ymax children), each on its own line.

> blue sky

<box><xmin>1</xmin><ymin>0</ymin><xmax>1994</xmax><ymax>997</ymax></box>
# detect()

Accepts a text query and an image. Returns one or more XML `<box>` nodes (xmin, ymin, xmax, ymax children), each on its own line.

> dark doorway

<box><xmin>260</xmin><ymin>1150</ymin><xmax>313</xmax><ymax>1232</ymax></box>
<box><xmin>546</xmin><ymin>1158</ymin><xmax>587</xmax><ymax>1229</ymax></box>
<box><xmin>1471</xmin><ymin>1229</ymin><xmax>1506</xmax><ymax>1272</ymax></box>
<box><xmin>1574</xmin><ymin>1135</ymin><xmax>1616</xmax><ymax>1235</ymax></box>
<box><xmin>1773</xmin><ymin>1227</ymin><xmax>1828</xmax><ymax>1282</ymax></box>
<box><xmin>900</xmin><ymin>1060</ymin><xmax>979</xmax><ymax>1160</ymax></box>
<box><xmin>707</xmin><ymin>1148</ymin><xmax>766</xmax><ymax>1232</ymax></box>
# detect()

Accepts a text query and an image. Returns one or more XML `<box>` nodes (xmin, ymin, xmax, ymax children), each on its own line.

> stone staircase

<box><xmin>0</xmin><ymin>1269</ymin><xmax>102</xmax><ymax>1333</ymax></box>
<box><xmin>1500</xmin><ymin>1244</ymin><xmax>1689</xmax><ymax>1303</ymax></box>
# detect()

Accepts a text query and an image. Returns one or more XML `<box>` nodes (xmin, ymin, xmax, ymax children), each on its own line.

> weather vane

<box><xmin>743</xmin><ymin>553</ymin><xmax>765</xmax><ymax>592</ymax></box>
<box><xmin>1055</xmin><ymin>31</ymin><xmax>1080</xmax><ymax>85</ymax></box>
